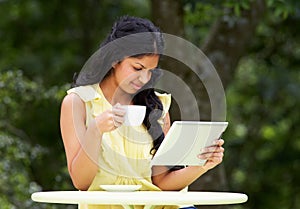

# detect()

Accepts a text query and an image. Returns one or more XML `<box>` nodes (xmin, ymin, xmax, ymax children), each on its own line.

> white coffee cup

<box><xmin>121</xmin><ymin>105</ymin><xmax>146</xmax><ymax>126</ymax></box>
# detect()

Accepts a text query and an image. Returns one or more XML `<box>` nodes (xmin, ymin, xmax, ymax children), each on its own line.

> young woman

<box><xmin>60</xmin><ymin>16</ymin><xmax>225</xmax><ymax>209</ymax></box>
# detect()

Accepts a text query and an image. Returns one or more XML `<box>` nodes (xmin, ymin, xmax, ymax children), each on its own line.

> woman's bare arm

<box><xmin>60</xmin><ymin>93</ymin><xmax>125</xmax><ymax>190</ymax></box>
<box><xmin>60</xmin><ymin>94</ymin><xmax>102</xmax><ymax>190</ymax></box>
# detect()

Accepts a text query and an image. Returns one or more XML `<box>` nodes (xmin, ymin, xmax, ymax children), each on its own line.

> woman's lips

<box><xmin>130</xmin><ymin>82</ymin><xmax>143</xmax><ymax>90</ymax></box>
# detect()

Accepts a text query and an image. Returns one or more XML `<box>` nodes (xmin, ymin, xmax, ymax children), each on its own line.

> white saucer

<box><xmin>99</xmin><ymin>185</ymin><xmax>142</xmax><ymax>192</ymax></box>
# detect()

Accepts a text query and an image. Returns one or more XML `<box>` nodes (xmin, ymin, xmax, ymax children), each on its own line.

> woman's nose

<box><xmin>139</xmin><ymin>70</ymin><xmax>151</xmax><ymax>84</ymax></box>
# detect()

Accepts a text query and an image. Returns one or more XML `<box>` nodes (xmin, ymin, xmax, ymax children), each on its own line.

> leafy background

<box><xmin>0</xmin><ymin>0</ymin><xmax>299</xmax><ymax>209</ymax></box>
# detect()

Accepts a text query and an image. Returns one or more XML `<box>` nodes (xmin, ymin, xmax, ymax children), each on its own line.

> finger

<box><xmin>206</xmin><ymin>156</ymin><xmax>223</xmax><ymax>164</ymax></box>
<box><xmin>201</xmin><ymin>146</ymin><xmax>224</xmax><ymax>154</ymax></box>
<box><xmin>112</xmin><ymin>106</ymin><xmax>126</xmax><ymax>116</ymax></box>
<box><xmin>113</xmin><ymin>115</ymin><xmax>125</xmax><ymax>124</ymax></box>
<box><xmin>213</xmin><ymin>139</ymin><xmax>224</xmax><ymax>146</ymax></box>
<box><xmin>198</xmin><ymin>153</ymin><xmax>211</xmax><ymax>160</ymax></box>
<box><xmin>105</xmin><ymin>118</ymin><xmax>118</xmax><ymax>131</ymax></box>
<box><xmin>113</xmin><ymin>119</ymin><xmax>122</xmax><ymax>128</ymax></box>
<box><xmin>198</xmin><ymin>151</ymin><xmax>224</xmax><ymax>159</ymax></box>
<box><xmin>204</xmin><ymin>140</ymin><xmax>224</xmax><ymax>149</ymax></box>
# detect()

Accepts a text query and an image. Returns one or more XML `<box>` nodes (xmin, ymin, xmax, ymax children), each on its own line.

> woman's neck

<box><xmin>100</xmin><ymin>77</ymin><xmax>133</xmax><ymax>105</ymax></box>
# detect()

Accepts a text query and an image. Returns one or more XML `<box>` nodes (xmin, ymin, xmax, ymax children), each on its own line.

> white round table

<box><xmin>31</xmin><ymin>191</ymin><xmax>248</xmax><ymax>209</ymax></box>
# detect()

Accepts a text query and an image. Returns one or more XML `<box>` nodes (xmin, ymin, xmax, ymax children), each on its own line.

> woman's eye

<box><xmin>134</xmin><ymin>67</ymin><xmax>143</xmax><ymax>71</ymax></box>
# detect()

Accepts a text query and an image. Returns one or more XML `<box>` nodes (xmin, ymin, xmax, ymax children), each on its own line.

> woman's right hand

<box><xmin>94</xmin><ymin>103</ymin><xmax>126</xmax><ymax>133</ymax></box>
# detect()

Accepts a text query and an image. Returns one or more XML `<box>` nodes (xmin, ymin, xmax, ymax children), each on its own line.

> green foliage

<box><xmin>222</xmin><ymin>0</ymin><xmax>250</xmax><ymax>17</ymax></box>
<box><xmin>0</xmin><ymin>0</ymin><xmax>299</xmax><ymax>209</ymax></box>
<box><xmin>0</xmin><ymin>132</ymin><xmax>74</xmax><ymax>209</ymax></box>
<box><xmin>0</xmin><ymin>69</ymin><xmax>74</xmax><ymax>208</ymax></box>
<box><xmin>184</xmin><ymin>1</ymin><xmax>300</xmax><ymax>209</ymax></box>
<box><xmin>0</xmin><ymin>70</ymin><xmax>38</xmax><ymax>122</ymax></box>
<box><xmin>183</xmin><ymin>0</ymin><xmax>297</xmax><ymax>45</ymax></box>
<box><xmin>266</xmin><ymin>0</ymin><xmax>296</xmax><ymax>19</ymax></box>
<box><xmin>0</xmin><ymin>1</ymin><xmax>151</xmax><ymax>208</ymax></box>
<box><xmin>0</xmin><ymin>132</ymin><xmax>42</xmax><ymax>209</ymax></box>
<box><xmin>224</xmin><ymin>11</ymin><xmax>300</xmax><ymax>209</ymax></box>
<box><xmin>0</xmin><ymin>0</ymin><xmax>150</xmax><ymax>87</ymax></box>
<box><xmin>184</xmin><ymin>1</ymin><xmax>221</xmax><ymax>44</ymax></box>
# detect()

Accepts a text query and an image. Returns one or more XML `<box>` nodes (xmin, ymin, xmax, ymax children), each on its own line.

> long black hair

<box><xmin>72</xmin><ymin>16</ymin><xmax>165</xmax><ymax>155</ymax></box>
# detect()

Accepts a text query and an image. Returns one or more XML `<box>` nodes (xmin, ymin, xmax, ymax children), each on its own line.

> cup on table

<box><xmin>121</xmin><ymin>105</ymin><xmax>146</xmax><ymax>126</ymax></box>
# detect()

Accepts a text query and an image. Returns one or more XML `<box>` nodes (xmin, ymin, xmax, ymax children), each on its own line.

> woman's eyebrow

<box><xmin>135</xmin><ymin>62</ymin><xmax>146</xmax><ymax>69</ymax></box>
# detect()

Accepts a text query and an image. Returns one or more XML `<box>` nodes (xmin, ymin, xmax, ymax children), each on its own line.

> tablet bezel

<box><xmin>151</xmin><ymin>121</ymin><xmax>228</xmax><ymax>166</ymax></box>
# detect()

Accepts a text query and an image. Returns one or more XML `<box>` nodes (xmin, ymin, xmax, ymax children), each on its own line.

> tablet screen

<box><xmin>151</xmin><ymin>121</ymin><xmax>228</xmax><ymax>166</ymax></box>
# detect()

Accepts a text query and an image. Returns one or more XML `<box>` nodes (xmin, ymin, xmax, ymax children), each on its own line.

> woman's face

<box><xmin>112</xmin><ymin>55</ymin><xmax>159</xmax><ymax>94</ymax></box>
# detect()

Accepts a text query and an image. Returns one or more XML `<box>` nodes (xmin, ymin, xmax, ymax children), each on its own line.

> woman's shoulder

<box><xmin>155</xmin><ymin>91</ymin><xmax>171</xmax><ymax>104</ymax></box>
<box><xmin>155</xmin><ymin>91</ymin><xmax>171</xmax><ymax>113</ymax></box>
<box><xmin>155</xmin><ymin>91</ymin><xmax>171</xmax><ymax>98</ymax></box>
<box><xmin>60</xmin><ymin>93</ymin><xmax>86</xmax><ymax>117</ymax></box>
<box><xmin>66</xmin><ymin>84</ymin><xmax>101</xmax><ymax>102</ymax></box>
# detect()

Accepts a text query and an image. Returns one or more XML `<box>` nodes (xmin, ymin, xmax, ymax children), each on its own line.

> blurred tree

<box><xmin>0</xmin><ymin>70</ymin><xmax>73</xmax><ymax>209</ymax></box>
<box><xmin>225</xmin><ymin>9</ymin><xmax>300</xmax><ymax>209</ymax></box>
<box><xmin>0</xmin><ymin>0</ymin><xmax>150</xmax><ymax>87</ymax></box>
<box><xmin>151</xmin><ymin>0</ymin><xmax>265</xmax><ymax>199</ymax></box>
<box><xmin>0</xmin><ymin>0</ymin><xmax>299</xmax><ymax>209</ymax></box>
<box><xmin>151</xmin><ymin>1</ymin><xmax>299</xmax><ymax>209</ymax></box>
<box><xmin>0</xmin><ymin>1</ymin><xmax>151</xmax><ymax>208</ymax></box>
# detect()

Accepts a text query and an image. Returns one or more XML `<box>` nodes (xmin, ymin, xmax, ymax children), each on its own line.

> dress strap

<box><xmin>67</xmin><ymin>84</ymin><xmax>101</xmax><ymax>102</ymax></box>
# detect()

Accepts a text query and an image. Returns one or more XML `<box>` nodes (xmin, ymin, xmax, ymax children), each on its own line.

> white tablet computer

<box><xmin>151</xmin><ymin>121</ymin><xmax>228</xmax><ymax>166</ymax></box>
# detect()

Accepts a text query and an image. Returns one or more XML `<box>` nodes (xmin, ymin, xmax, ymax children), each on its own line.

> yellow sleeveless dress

<box><xmin>67</xmin><ymin>84</ymin><xmax>178</xmax><ymax>209</ymax></box>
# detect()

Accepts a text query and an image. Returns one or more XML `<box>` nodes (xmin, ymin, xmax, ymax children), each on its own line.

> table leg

<box><xmin>143</xmin><ymin>205</ymin><xmax>155</xmax><ymax>209</ymax></box>
<box><xmin>122</xmin><ymin>205</ymin><xmax>134</xmax><ymax>209</ymax></box>
<box><xmin>121</xmin><ymin>204</ymin><xmax>156</xmax><ymax>209</ymax></box>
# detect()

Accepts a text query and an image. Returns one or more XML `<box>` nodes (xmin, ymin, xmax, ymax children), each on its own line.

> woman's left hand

<box><xmin>197</xmin><ymin>139</ymin><xmax>225</xmax><ymax>171</ymax></box>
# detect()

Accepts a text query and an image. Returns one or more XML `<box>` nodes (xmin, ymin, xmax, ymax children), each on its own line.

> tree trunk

<box><xmin>201</xmin><ymin>0</ymin><xmax>266</xmax><ymax>88</ymax></box>
<box><xmin>151</xmin><ymin>0</ymin><xmax>185</xmax><ymax>38</ymax></box>
<box><xmin>151</xmin><ymin>0</ymin><xmax>195</xmax><ymax>121</ymax></box>
<box><xmin>151</xmin><ymin>0</ymin><xmax>266</xmax><ymax>208</ymax></box>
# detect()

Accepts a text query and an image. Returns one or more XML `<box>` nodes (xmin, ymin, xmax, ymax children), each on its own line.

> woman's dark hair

<box><xmin>72</xmin><ymin>16</ymin><xmax>165</xmax><ymax>154</ymax></box>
